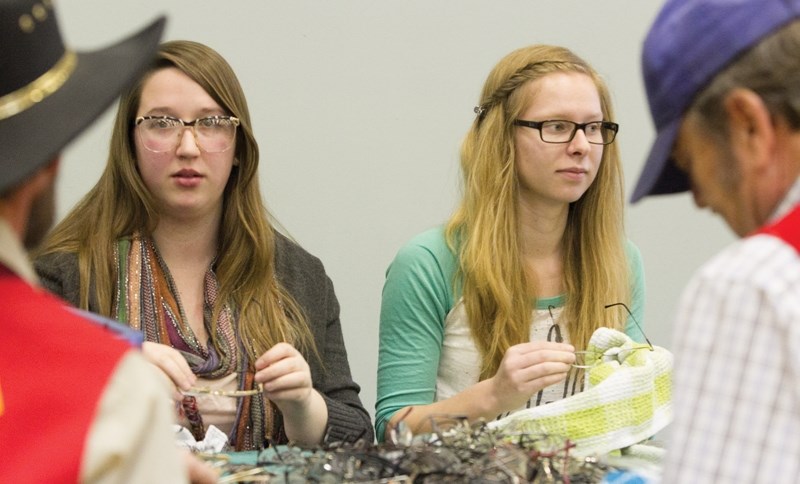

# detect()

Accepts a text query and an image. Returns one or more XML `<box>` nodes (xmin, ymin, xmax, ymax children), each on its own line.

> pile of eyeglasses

<box><xmin>201</xmin><ymin>415</ymin><xmax>636</xmax><ymax>483</ymax></box>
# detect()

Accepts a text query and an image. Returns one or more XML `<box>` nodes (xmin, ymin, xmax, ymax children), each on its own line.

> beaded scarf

<box><xmin>112</xmin><ymin>234</ymin><xmax>284</xmax><ymax>450</ymax></box>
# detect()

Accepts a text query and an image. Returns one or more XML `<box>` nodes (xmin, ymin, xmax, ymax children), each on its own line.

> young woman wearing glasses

<box><xmin>375</xmin><ymin>44</ymin><xmax>645</xmax><ymax>441</ymax></box>
<box><xmin>34</xmin><ymin>40</ymin><xmax>373</xmax><ymax>450</ymax></box>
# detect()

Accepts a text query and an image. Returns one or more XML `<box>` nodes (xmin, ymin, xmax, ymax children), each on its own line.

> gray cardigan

<box><xmin>34</xmin><ymin>232</ymin><xmax>374</xmax><ymax>444</ymax></box>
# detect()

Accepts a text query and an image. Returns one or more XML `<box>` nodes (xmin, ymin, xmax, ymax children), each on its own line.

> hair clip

<box><xmin>473</xmin><ymin>105</ymin><xmax>486</xmax><ymax>117</ymax></box>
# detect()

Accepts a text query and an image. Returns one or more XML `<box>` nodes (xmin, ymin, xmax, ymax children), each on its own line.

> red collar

<box><xmin>754</xmin><ymin>204</ymin><xmax>800</xmax><ymax>252</ymax></box>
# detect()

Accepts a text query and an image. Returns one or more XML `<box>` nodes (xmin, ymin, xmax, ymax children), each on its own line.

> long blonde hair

<box><xmin>37</xmin><ymin>40</ymin><xmax>316</xmax><ymax>364</ymax></box>
<box><xmin>446</xmin><ymin>45</ymin><xmax>629</xmax><ymax>379</ymax></box>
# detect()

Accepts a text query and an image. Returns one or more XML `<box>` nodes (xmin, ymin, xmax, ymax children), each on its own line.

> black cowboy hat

<box><xmin>0</xmin><ymin>0</ymin><xmax>165</xmax><ymax>193</ymax></box>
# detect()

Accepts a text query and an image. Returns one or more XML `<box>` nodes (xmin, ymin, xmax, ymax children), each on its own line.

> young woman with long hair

<box><xmin>375</xmin><ymin>44</ymin><xmax>645</xmax><ymax>441</ymax></box>
<box><xmin>35</xmin><ymin>40</ymin><xmax>373</xmax><ymax>450</ymax></box>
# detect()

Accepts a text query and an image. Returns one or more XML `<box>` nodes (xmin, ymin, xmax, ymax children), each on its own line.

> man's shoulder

<box><xmin>0</xmin><ymin>272</ymin><xmax>130</xmax><ymax>357</ymax></box>
<box><xmin>694</xmin><ymin>234</ymin><xmax>800</xmax><ymax>289</ymax></box>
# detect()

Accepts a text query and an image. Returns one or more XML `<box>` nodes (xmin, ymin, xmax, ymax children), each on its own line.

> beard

<box><xmin>23</xmin><ymin>178</ymin><xmax>56</xmax><ymax>250</ymax></box>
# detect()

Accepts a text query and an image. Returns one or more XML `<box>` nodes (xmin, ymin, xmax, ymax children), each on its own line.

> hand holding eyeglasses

<box><xmin>255</xmin><ymin>342</ymin><xmax>329</xmax><ymax>445</ymax></box>
<box><xmin>142</xmin><ymin>341</ymin><xmax>197</xmax><ymax>398</ymax></box>
<box><xmin>254</xmin><ymin>342</ymin><xmax>315</xmax><ymax>407</ymax></box>
<box><xmin>141</xmin><ymin>344</ymin><xmax>260</xmax><ymax>399</ymax></box>
<box><xmin>168</xmin><ymin>341</ymin><xmax>318</xmax><ymax>407</ymax></box>
<box><xmin>488</xmin><ymin>340</ymin><xmax>576</xmax><ymax>413</ymax></box>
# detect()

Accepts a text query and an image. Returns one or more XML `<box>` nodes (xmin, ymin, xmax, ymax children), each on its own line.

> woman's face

<box><xmin>134</xmin><ymin>67</ymin><xmax>236</xmax><ymax>222</ymax></box>
<box><xmin>513</xmin><ymin>71</ymin><xmax>605</xmax><ymax>209</ymax></box>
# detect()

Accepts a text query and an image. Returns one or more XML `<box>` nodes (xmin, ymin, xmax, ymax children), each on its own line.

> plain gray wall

<box><xmin>56</xmin><ymin>1</ymin><xmax>735</xmax><ymax>423</ymax></box>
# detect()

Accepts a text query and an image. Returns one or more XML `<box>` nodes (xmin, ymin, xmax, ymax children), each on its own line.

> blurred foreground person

<box><xmin>633</xmin><ymin>0</ymin><xmax>800</xmax><ymax>481</ymax></box>
<box><xmin>0</xmin><ymin>1</ymin><xmax>214</xmax><ymax>482</ymax></box>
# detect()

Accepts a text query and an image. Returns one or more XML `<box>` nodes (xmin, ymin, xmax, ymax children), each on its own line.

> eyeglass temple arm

<box><xmin>604</xmin><ymin>302</ymin><xmax>654</xmax><ymax>350</ymax></box>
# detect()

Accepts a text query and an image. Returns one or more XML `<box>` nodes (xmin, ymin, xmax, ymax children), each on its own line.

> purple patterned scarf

<box><xmin>113</xmin><ymin>235</ymin><xmax>281</xmax><ymax>449</ymax></box>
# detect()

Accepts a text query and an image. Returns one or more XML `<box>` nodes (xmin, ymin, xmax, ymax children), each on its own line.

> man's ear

<box><xmin>723</xmin><ymin>88</ymin><xmax>775</xmax><ymax>173</ymax></box>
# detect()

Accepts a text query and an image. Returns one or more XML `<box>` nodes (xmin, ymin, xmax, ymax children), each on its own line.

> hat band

<box><xmin>0</xmin><ymin>49</ymin><xmax>77</xmax><ymax>121</ymax></box>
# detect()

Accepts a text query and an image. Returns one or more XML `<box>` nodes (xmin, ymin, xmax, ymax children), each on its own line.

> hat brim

<box><xmin>630</xmin><ymin>118</ymin><xmax>690</xmax><ymax>203</ymax></box>
<box><xmin>0</xmin><ymin>16</ymin><xmax>165</xmax><ymax>194</ymax></box>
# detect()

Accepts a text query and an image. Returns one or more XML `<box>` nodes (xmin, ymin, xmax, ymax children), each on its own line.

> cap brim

<box><xmin>630</xmin><ymin>118</ymin><xmax>690</xmax><ymax>203</ymax></box>
<box><xmin>0</xmin><ymin>16</ymin><xmax>166</xmax><ymax>193</ymax></box>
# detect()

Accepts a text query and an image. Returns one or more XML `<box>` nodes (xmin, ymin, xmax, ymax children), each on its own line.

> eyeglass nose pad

<box><xmin>176</xmin><ymin>125</ymin><xmax>200</xmax><ymax>151</ymax></box>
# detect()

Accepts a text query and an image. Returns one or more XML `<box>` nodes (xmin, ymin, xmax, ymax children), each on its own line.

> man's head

<box><xmin>0</xmin><ymin>0</ymin><xmax>164</xmax><ymax>244</ymax></box>
<box><xmin>632</xmin><ymin>0</ymin><xmax>800</xmax><ymax>234</ymax></box>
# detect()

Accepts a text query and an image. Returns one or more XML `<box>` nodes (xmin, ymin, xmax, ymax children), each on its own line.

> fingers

<box><xmin>527</xmin><ymin>371</ymin><xmax>573</xmax><ymax>391</ymax></box>
<box><xmin>509</xmin><ymin>340</ymin><xmax>576</xmax><ymax>359</ymax></box>
<box><xmin>503</xmin><ymin>341</ymin><xmax>576</xmax><ymax>370</ymax></box>
<box><xmin>141</xmin><ymin>342</ymin><xmax>197</xmax><ymax>391</ymax></box>
<box><xmin>254</xmin><ymin>343</ymin><xmax>312</xmax><ymax>403</ymax></box>
<box><xmin>254</xmin><ymin>342</ymin><xmax>298</xmax><ymax>370</ymax></box>
<box><xmin>259</xmin><ymin>372</ymin><xmax>312</xmax><ymax>402</ymax></box>
<box><xmin>490</xmin><ymin>342</ymin><xmax>577</xmax><ymax>408</ymax></box>
<box><xmin>508</xmin><ymin>360</ymin><xmax>572</xmax><ymax>386</ymax></box>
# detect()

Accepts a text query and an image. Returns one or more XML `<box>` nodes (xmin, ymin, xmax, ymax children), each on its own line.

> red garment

<box><xmin>0</xmin><ymin>265</ymin><xmax>131</xmax><ymax>483</ymax></box>
<box><xmin>756</xmin><ymin>203</ymin><xmax>800</xmax><ymax>251</ymax></box>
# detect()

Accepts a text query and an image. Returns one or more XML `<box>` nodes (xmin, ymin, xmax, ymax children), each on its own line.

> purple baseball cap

<box><xmin>631</xmin><ymin>0</ymin><xmax>800</xmax><ymax>203</ymax></box>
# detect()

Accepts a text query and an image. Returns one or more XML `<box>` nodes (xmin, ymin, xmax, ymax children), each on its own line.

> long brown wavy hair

<box><xmin>446</xmin><ymin>45</ymin><xmax>630</xmax><ymax>380</ymax></box>
<box><xmin>36</xmin><ymin>40</ymin><xmax>316</xmax><ymax>364</ymax></box>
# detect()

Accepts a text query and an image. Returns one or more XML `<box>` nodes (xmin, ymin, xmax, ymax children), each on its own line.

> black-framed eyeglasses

<box><xmin>513</xmin><ymin>119</ymin><xmax>619</xmax><ymax>145</ymax></box>
<box><xmin>605</xmin><ymin>302</ymin><xmax>653</xmax><ymax>350</ymax></box>
<box><xmin>134</xmin><ymin>115</ymin><xmax>240</xmax><ymax>153</ymax></box>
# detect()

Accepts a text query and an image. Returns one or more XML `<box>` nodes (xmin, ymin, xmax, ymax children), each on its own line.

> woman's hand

<box><xmin>384</xmin><ymin>341</ymin><xmax>577</xmax><ymax>437</ymax></box>
<box><xmin>254</xmin><ymin>342</ymin><xmax>313</xmax><ymax>409</ymax></box>
<box><xmin>254</xmin><ymin>342</ymin><xmax>328</xmax><ymax>444</ymax></box>
<box><xmin>141</xmin><ymin>341</ymin><xmax>196</xmax><ymax>395</ymax></box>
<box><xmin>487</xmin><ymin>341</ymin><xmax>576</xmax><ymax>413</ymax></box>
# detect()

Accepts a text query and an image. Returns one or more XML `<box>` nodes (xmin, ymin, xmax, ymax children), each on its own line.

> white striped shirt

<box><xmin>664</xmin><ymin>177</ymin><xmax>800</xmax><ymax>483</ymax></box>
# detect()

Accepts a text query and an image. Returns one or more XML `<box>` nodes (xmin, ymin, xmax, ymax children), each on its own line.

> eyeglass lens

<box><xmin>539</xmin><ymin>120</ymin><xmax>615</xmax><ymax>144</ymax></box>
<box><xmin>136</xmin><ymin>116</ymin><xmax>238</xmax><ymax>153</ymax></box>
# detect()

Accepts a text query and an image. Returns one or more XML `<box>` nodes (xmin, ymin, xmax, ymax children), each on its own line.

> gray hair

<box><xmin>691</xmin><ymin>19</ymin><xmax>800</xmax><ymax>138</ymax></box>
